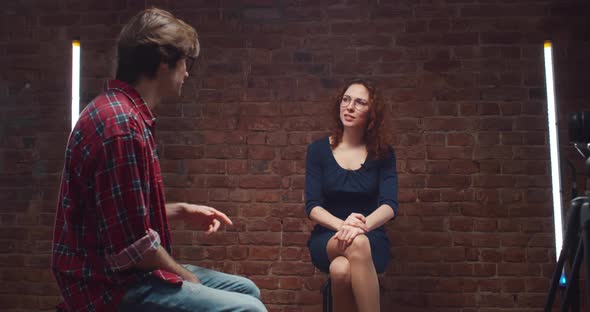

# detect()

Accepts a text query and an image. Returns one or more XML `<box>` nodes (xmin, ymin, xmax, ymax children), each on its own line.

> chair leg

<box><xmin>322</xmin><ymin>278</ymin><xmax>332</xmax><ymax>312</ymax></box>
<box><xmin>327</xmin><ymin>278</ymin><xmax>332</xmax><ymax>312</ymax></box>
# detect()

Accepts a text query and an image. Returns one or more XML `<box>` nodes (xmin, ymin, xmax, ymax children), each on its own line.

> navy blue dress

<box><xmin>305</xmin><ymin>137</ymin><xmax>399</xmax><ymax>273</ymax></box>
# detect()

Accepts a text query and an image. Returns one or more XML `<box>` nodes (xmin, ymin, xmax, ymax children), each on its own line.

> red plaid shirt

<box><xmin>52</xmin><ymin>80</ymin><xmax>182</xmax><ymax>312</ymax></box>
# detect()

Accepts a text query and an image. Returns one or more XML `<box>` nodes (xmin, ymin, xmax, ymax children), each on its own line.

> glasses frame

<box><xmin>185</xmin><ymin>55</ymin><xmax>196</xmax><ymax>72</ymax></box>
<box><xmin>340</xmin><ymin>94</ymin><xmax>370</xmax><ymax>111</ymax></box>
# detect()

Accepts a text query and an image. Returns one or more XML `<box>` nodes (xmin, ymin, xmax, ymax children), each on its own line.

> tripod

<box><xmin>544</xmin><ymin>196</ymin><xmax>590</xmax><ymax>311</ymax></box>
<box><xmin>545</xmin><ymin>154</ymin><xmax>590</xmax><ymax>311</ymax></box>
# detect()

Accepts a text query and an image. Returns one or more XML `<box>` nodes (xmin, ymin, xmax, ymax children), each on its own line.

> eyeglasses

<box><xmin>341</xmin><ymin>95</ymin><xmax>369</xmax><ymax>111</ymax></box>
<box><xmin>185</xmin><ymin>56</ymin><xmax>196</xmax><ymax>72</ymax></box>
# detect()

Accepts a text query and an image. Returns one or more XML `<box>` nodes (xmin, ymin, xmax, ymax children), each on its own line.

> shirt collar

<box><xmin>106</xmin><ymin>79</ymin><xmax>157</xmax><ymax>127</ymax></box>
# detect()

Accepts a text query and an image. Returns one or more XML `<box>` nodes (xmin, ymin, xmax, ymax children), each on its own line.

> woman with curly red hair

<box><xmin>305</xmin><ymin>79</ymin><xmax>398</xmax><ymax>312</ymax></box>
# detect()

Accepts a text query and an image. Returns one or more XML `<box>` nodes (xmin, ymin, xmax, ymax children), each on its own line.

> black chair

<box><xmin>321</xmin><ymin>278</ymin><xmax>333</xmax><ymax>312</ymax></box>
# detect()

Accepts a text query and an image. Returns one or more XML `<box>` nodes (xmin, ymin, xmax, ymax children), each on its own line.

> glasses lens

<box><xmin>341</xmin><ymin>96</ymin><xmax>350</xmax><ymax>105</ymax></box>
<box><xmin>354</xmin><ymin>99</ymin><xmax>368</xmax><ymax>110</ymax></box>
<box><xmin>186</xmin><ymin>57</ymin><xmax>195</xmax><ymax>72</ymax></box>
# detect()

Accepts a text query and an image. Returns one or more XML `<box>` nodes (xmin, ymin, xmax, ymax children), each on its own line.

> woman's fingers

<box><xmin>346</xmin><ymin>219</ymin><xmax>368</xmax><ymax>232</ymax></box>
<box><xmin>339</xmin><ymin>228</ymin><xmax>351</xmax><ymax>249</ymax></box>
<box><xmin>355</xmin><ymin>220</ymin><xmax>368</xmax><ymax>232</ymax></box>
<box><xmin>348</xmin><ymin>229</ymin><xmax>360</xmax><ymax>244</ymax></box>
<box><xmin>351</xmin><ymin>213</ymin><xmax>366</xmax><ymax>223</ymax></box>
<box><xmin>335</xmin><ymin>226</ymin><xmax>367</xmax><ymax>250</ymax></box>
<box><xmin>344</xmin><ymin>228</ymin><xmax>355</xmax><ymax>243</ymax></box>
<box><xmin>337</xmin><ymin>234</ymin><xmax>346</xmax><ymax>250</ymax></box>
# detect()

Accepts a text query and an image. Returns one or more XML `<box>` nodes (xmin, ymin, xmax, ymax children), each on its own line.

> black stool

<box><xmin>321</xmin><ymin>278</ymin><xmax>332</xmax><ymax>312</ymax></box>
<box><xmin>320</xmin><ymin>276</ymin><xmax>385</xmax><ymax>312</ymax></box>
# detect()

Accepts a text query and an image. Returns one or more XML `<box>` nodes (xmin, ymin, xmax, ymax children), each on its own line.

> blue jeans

<box><xmin>119</xmin><ymin>265</ymin><xmax>267</xmax><ymax>312</ymax></box>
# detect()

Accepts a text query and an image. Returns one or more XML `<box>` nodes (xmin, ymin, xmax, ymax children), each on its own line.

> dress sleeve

<box><xmin>378</xmin><ymin>147</ymin><xmax>399</xmax><ymax>216</ymax></box>
<box><xmin>305</xmin><ymin>142</ymin><xmax>324</xmax><ymax>217</ymax></box>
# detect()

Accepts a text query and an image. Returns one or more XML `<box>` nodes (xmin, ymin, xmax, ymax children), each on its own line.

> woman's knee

<box><xmin>346</xmin><ymin>235</ymin><xmax>372</xmax><ymax>261</ymax></box>
<box><xmin>329</xmin><ymin>257</ymin><xmax>351</xmax><ymax>284</ymax></box>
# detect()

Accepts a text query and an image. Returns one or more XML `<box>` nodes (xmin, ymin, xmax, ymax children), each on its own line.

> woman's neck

<box><xmin>340</xmin><ymin>127</ymin><xmax>365</xmax><ymax>147</ymax></box>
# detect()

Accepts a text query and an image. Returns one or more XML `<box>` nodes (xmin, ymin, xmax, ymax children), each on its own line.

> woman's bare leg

<box><xmin>327</xmin><ymin>235</ymin><xmax>380</xmax><ymax>312</ymax></box>
<box><xmin>329</xmin><ymin>256</ymin><xmax>357</xmax><ymax>312</ymax></box>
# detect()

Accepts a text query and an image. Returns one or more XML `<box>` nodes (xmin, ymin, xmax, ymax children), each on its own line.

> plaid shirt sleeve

<box><xmin>105</xmin><ymin>228</ymin><xmax>160</xmax><ymax>271</ymax></box>
<box><xmin>94</xmin><ymin>133</ymin><xmax>158</xmax><ymax>270</ymax></box>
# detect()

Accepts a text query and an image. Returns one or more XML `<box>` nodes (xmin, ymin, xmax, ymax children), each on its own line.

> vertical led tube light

<box><xmin>544</xmin><ymin>40</ymin><xmax>564</xmax><ymax>261</ymax></box>
<box><xmin>71</xmin><ymin>40</ymin><xmax>80</xmax><ymax>130</ymax></box>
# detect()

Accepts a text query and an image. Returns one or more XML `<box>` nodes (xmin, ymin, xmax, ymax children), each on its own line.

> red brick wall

<box><xmin>1</xmin><ymin>0</ymin><xmax>589</xmax><ymax>311</ymax></box>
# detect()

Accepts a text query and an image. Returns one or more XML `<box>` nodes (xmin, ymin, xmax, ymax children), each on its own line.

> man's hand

<box><xmin>183</xmin><ymin>272</ymin><xmax>201</xmax><ymax>284</ymax></box>
<box><xmin>170</xmin><ymin>203</ymin><xmax>233</xmax><ymax>234</ymax></box>
<box><xmin>342</xmin><ymin>213</ymin><xmax>368</xmax><ymax>232</ymax></box>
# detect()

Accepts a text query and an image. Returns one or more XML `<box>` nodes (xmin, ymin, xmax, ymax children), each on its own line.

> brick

<box><xmin>427</xmin><ymin>147</ymin><xmax>473</xmax><ymax>160</ymax></box>
<box><xmin>250</xmin><ymin>276</ymin><xmax>279</xmax><ymax>290</ymax></box>
<box><xmin>447</xmin><ymin>133</ymin><xmax>474</xmax><ymax>146</ymax></box>
<box><xmin>239</xmin><ymin>232</ymin><xmax>281</xmax><ymax>245</ymax></box>
<box><xmin>262</xmin><ymin>289</ymin><xmax>298</xmax><ymax>304</ymax></box>
<box><xmin>240</xmin><ymin>204</ymin><xmax>271</xmax><ymax>217</ymax></box>
<box><xmin>498</xmin><ymin>263</ymin><xmax>541</xmax><ymax>277</ymax></box>
<box><xmin>239</xmin><ymin>175</ymin><xmax>282</xmax><ymax>189</ymax></box>
<box><xmin>185</xmin><ymin>159</ymin><xmax>226</xmax><ymax>174</ymax></box>
<box><xmin>205</xmin><ymin>175</ymin><xmax>236</xmax><ymax>188</ymax></box>
<box><xmin>244</xmin><ymin>217</ymin><xmax>282</xmax><ymax>232</ymax></box>
<box><xmin>503</xmin><ymin>248</ymin><xmax>526</xmax><ymax>262</ymax></box>
<box><xmin>481</xmin><ymin>32</ymin><xmax>522</xmax><ymax>45</ymax></box>
<box><xmin>236</xmin><ymin>262</ymin><xmax>271</xmax><ymax>276</ymax></box>
<box><xmin>281</xmin><ymin>247</ymin><xmax>306</xmax><ymax>261</ymax></box>
<box><xmin>272</xmin><ymin>262</ymin><xmax>314</xmax><ymax>276</ymax></box>
<box><xmin>424</xmin><ymin>60</ymin><xmax>461</xmax><ymax>72</ymax></box>
<box><xmin>229</xmin><ymin>189</ymin><xmax>251</xmax><ymax>202</ymax></box>
<box><xmin>249</xmin><ymin>246</ymin><xmax>280</xmax><ymax>260</ymax></box>
<box><xmin>248</xmin><ymin>146</ymin><xmax>275</xmax><ymax>160</ymax></box>
<box><xmin>280</xmin><ymin>146</ymin><xmax>306</xmax><ymax>160</ymax></box>
<box><xmin>449</xmin><ymin>160</ymin><xmax>479</xmax><ymax>174</ymax></box>
<box><xmin>164</xmin><ymin>145</ymin><xmax>205</xmax><ymax>159</ymax></box>
<box><xmin>474</xmin><ymin>146</ymin><xmax>513</xmax><ymax>160</ymax></box>
<box><xmin>278</xmin><ymin>276</ymin><xmax>305</xmax><ymax>290</ymax></box>
<box><xmin>282</xmin><ymin>232</ymin><xmax>308</xmax><ymax>246</ymax></box>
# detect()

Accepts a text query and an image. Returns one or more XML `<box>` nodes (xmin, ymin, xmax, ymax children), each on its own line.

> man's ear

<box><xmin>158</xmin><ymin>62</ymin><xmax>170</xmax><ymax>75</ymax></box>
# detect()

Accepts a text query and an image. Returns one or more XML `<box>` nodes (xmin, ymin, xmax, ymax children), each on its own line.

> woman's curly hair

<box><xmin>330</xmin><ymin>78</ymin><xmax>390</xmax><ymax>160</ymax></box>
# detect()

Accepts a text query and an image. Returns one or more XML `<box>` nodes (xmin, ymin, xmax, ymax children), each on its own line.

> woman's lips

<box><xmin>344</xmin><ymin>114</ymin><xmax>355</xmax><ymax>121</ymax></box>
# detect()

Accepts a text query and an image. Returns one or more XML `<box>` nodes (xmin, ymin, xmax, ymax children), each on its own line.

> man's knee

<box><xmin>239</xmin><ymin>276</ymin><xmax>261</xmax><ymax>299</ymax></box>
<box><xmin>239</xmin><ymin>297</ymin><xmax>267</xmax><ymax>312</ymax></box>
<box><xmin>189</xmin><ymin>281</ymin><xmax>266</xmax><ymax>312</ymax></box>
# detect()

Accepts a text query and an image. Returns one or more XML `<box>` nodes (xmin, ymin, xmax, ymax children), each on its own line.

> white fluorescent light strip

<box><xmin>71</xmin><ymin>40</ymin><xmax>80</xmax><ymax>130</ymax></box>
<box><xmin>544</xmin><ymin>41</ymin><xmax>564</xmax><ymax>260</ymax></box>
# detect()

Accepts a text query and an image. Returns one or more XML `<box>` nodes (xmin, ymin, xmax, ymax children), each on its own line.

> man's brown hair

<box><xmin>115</xmin><ymin>8</ymin><xmax>199</xmax><ymax>84</ymax></box>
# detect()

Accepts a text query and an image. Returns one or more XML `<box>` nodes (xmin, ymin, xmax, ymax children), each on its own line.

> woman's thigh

<box><xmin>326</xmin><ymin>231</ymin><xmax>390</xmax><ymax>273</ymax></box>
<box><xmin>308</xmin><ymin>230</ymin><xmax>336</xmax><ymax>273</ymax></box>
